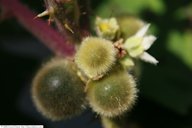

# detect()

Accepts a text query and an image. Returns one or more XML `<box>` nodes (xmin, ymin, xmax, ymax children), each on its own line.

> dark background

<box><xmin>0</xmin><ymin>0</ymin><xmax>192</xmax><ymax>128</ymax></box>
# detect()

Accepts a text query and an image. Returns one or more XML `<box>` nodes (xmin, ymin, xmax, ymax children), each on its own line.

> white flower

<box><xmin>123</xmin><ymin>24</ymin><xmax>158</xmax><ymax>65</ymax></box>
<box><xmin>95</xmin><ymin>17</ymin><xmax>119</xmax><ymax>40</ymax></box>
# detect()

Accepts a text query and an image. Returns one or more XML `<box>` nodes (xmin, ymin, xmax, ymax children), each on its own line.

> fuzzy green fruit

<box><xmin>87</xmin><ymin>65</ymin><xmax>137</xmax><ymax>117</ymax></box>
<box><xmin>117</xmin><ymin>15</ymin><xmax>144</xmax><ymax>38</ymax></box>
<box><xmin>32</xmin><ymin>59</ymin><xmax>86</xmax><ymax>121</ymax></box>
<box><xmin>75</xmin><ymin>37</ymin><xmax>116</xmax><ymax>79</ymax></box>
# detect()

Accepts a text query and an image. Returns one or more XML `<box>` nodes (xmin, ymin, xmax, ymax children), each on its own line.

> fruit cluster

<box><xmin>32</xmin><ymin>6</ymin><xmax>158</xmax><ymax>126</ymax></box>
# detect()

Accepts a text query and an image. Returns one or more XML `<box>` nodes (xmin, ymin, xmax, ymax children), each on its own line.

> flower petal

<box><xmin>123</xmin><ymin>36</ymin><xmax>143</xmax><ymax>50</ymax></box>
<box><xmin>135</xmin><ymin>24</ymin><xmax>150</xmax><ymax>37</ymax></box>
<box><xmin>139</xmin><ymin>52</ymin><xmax>158</xmax><ymax>65</ymax></box>
<box><xmin>142</xmin><ymin>35</ymin><xmax>156</xmax><ymax>50</ymax></box>
<box><xmin>129</xmin><ymin>44</ymin><xmax>144</xmax><ymax>58</ymax></box>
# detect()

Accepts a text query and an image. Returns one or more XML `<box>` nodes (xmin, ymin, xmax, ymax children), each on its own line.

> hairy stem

<box><xmin>44</xmin><ymin>0</ymin><xmax>90</xmax><ymax>42</ymax></box>
<box><xmin>0</xmin><ymin>0</ymin><xmax>75</xmax><ymax>57</ymax></box>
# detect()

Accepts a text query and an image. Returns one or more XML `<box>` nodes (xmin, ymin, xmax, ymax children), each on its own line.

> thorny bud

<box><xmin>32</xmin><ymin>58</ymin><xmax>86</xmax><ymax>121</ymax></box>
<box><xmin>43</xmin><ymin>0</ymin><xmax>81</xmax><ymax>39</ymax></box>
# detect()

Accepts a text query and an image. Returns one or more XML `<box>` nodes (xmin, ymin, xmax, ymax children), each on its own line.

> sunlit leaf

<box><xmin>95</xmin><ymin>0</ymin><xmax>165</xmax><ymax>17</ymax></box>
<box><xmin>167</xmin><ymin>31</ymin><xmax>192</xmax><ymax>70</ymax></box>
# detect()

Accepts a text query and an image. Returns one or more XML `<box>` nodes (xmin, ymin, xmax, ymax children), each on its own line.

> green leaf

<box><xmin>167</xmin><ymin>31</ymin><xmax>192</xmax><ymax>70</ymax></box>
<box><xmin>174</xmin><ymin>3</ymin><xmax>192</xmax><ymax>20</ymax></box>
<box><xmin>95</xmin><ymin>0</ymin><xmax>165</xmax><ymax>16</ymax></box>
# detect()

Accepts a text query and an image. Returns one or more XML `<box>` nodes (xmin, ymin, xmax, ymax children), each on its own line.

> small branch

<box><xmin>44</xmin><ymin>0</ymin><xmax>82</xmax><ymax>42</ymax></box>
<box><xmin>0</xmin><ymin>0</ymin><xmax>75</xmax><ymax>57</ymax></box>
<box><xmin>0</xmin><ymin>8</ymin><xmax>13</xmax><ymax>21</ymax></box>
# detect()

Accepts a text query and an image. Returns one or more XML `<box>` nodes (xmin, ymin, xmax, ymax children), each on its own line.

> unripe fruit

<box><xmin>87</xmin><ymin>65</ymin><xmax>137</xmax><ymax>117</ymax></box>
<box><xmin>117</xmin><ymin>15</ymin><xmax>144</xmax><ymax>38</ymax></box>
<box><xmin>32</xmin><ymin>59</ymin><xmax>86</xmax><ymax>121</ymax></box>
<box><xmin>75</xmin><ymin>37</ymin><xmax>116</xmax><ymax>79</ymax></box>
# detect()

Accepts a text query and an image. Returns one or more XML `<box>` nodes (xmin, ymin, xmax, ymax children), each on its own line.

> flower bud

<box><xmin>95</xmin><ymin>17</ymin><xmax>120</xmax><ymax>40</ymax></box>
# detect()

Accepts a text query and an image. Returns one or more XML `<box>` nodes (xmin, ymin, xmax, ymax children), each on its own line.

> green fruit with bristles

<box><xmin>117</xmin><ymin>15</ymin><xmax>144</xmax><ymax>38</ymax></box>
<box><xmin>75</xmin><ymin>37</ymin><xmax>116</xmax><ymax>79</ymax></box>
<box><xmin>87</xmin><ymin>65</ymin><xmax>137</xmax><ymax>117</ymax></box>
<box><xmin>32</xmin><ymin>58</ymin><xmax>86</xmax><ymax>121</ymax></box>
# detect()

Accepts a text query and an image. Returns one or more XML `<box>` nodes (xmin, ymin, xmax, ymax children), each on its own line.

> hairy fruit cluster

<box><xmin>74</xmin><ymin>36</ymin><xmax>138</xmax><ymax>118</ymax></box>
<box><xmin>33</xmin><ymin>3</ymin><xmax>159</xmax><ymax>126</ymax></box>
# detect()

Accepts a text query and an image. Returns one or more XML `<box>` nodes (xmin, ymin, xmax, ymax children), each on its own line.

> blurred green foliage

<box><xmin>95</xmin><ymin>0</ymin><xmax>165</xmax><ymax>16</ymax></box>
<box><xmin>168</xmin><ymin>31</ymin><xmax>192</xmax><ymax>70</ymax></box>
